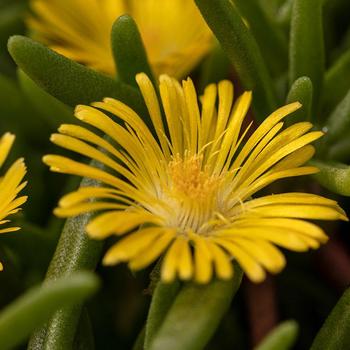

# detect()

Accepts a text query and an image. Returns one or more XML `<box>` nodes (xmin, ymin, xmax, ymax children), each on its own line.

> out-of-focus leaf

<box><xmin>323</xmin><ymin>89</ymin><xmax>350</xmax><ymax>144</ymax></box>
<box><xmin>311</xmin><ymin>160</ymin><xmax>350</xmax><ymax>196</ymax></box>
<box><xmin>145</xmin><ymin>280</ymin><xmax>180</xmax><ymax>349</ymax></box>
<box><xmin>323</xmin><ymin>50</ymin><xmax>350</xmax><ymax>118</ymax></box>
<box><xmin>0</xmin><ymin>4</ymin><xmax>25</xmax><ymax>46</ymax></box>
<box><xmin>73</xmin><ymin>309</ymin><xmax>95</xmax><ymax>350</ymax></box>
<box><xmin>289</xmin><ymin>0</ymin><xmax>324</xmax><ymax>113</ymax></box>
<box><xmin>311</xmin><ymin>286</ymin><xmax>350</xmax><ymax>350</ymax></box>
<box><xmin>255</xmin><ymin>320</ymin><xmax>299</xmax><ymax>350</ymax></box>
<box><xmin>286</xmin><ymin>76</ymin><xmax>313</xmax><ymax>123</ymax></box>
<box><xmin>195</xmin><ymin>0</ymin><xmax>278</xmax><ymax>121</ymax></box>
<box><xmin>199</xmin><ymin>44</ymin><xmax>231</xmax><ymax>92</ymax></box>
<box><xmin>234</xmin><ymin>0</ymin><xmax>288</xmax><ymax>76</ymax></box>
<box><xmin>18</xmin><ymin>70</ymin><xmax>74</xmax><ymax>129</ymax></box>
<box><xmin>0</xmin><ymin>272</ymin><xmax>99</xmax><ymax>350</ymax></box>
<box><xmin>111</xmin><ymin>15</ymin><xmax>155</xmax><ymax>87</ymax></box>
<box><xmin>8</xmin><ymin>36</ymin><xmax>148</xmax><ymax>119</ymax></box>
<box><xmin>328</xmin><ymin>138</ymin><xmax>350</xmax><ymax>162</ymax></box>
<box><xmin>276</xmin><ymin>0</ymin><xmax>293</xmax><ymax>29</ymax></box>
<box><xmin>149</xmin><ymin>264</ymin><xmax>243</xmax><ymax>350</ymax></box>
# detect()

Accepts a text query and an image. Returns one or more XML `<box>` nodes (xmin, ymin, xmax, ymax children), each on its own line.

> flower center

<box><xmin>162</xmin><ymin>153</ymin><xmax>225</xmax><ymax>234</ymax></box>
<box><xmin>169</xmin><ymin>153</ymin><xmax>219</xmax><ymax>201</ymax></box>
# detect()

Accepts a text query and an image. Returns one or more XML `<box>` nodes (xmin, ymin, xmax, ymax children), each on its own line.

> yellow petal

<box><xmin>128</xmin><ymin>229</ymin><xmax>176</xmax><ymax>271</ymax></box>
<box><xmin>87</xmin><ymin>210</ymin><xmax>160</xmax><ymax>239</ymax></box>
<box><xmin>102</xmin><ymin>227</ymin><xmax>164</xmax><ymax>265</ymax></box>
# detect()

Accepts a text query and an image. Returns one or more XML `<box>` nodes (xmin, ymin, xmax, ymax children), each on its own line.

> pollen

<box><xmin>168</xmin><ymin>153</ymin><xmax>220</xmax><ymax>201</ymax></box>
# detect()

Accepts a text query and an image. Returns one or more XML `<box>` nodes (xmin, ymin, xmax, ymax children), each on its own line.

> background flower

<box><xmin>28</xmin><ymin>0</ymin><xmax>213</xmax><ymax>77</ymax></box>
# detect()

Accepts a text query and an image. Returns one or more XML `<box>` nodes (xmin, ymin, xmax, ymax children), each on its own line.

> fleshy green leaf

<box><xmin>199</xmin><ymin>44</ymin><xmax>231</xmax><ymax>92</ymax></box>
<box><xmin>111</xmin><ymin>15</ymin><xmax>155</xmax><ymax>87</ymax></box>
<box><xmin>311</xmin><ymin>286</ymin><xmax>350</xmax><ymax>350</ymax></box>
<box><xmin>7</xmin><ymin>35</ymin><xmax>148</xmax><ymax>118</ymax></box>
<box><xmin>145</xmin><ymin>280</ymin><xmax>181</xmax><ymax>349</ymax></box>
<box><xmin>234</xmin><ymin>0</ymin><xmax>288</xmax><ymax>76</ymax></box>
<box><xmin>28</xmin><ymin>179</ymin><xmax>103</xmax><ymax>350</ymax></box>
<box><xmin>311</xmin><ymin>160</ymin><xmax>350</xmax><ymax>196</ymax></box>
<box><xmin>149</xmin><ymin>265</ymin><xmax>243</xmax><ymax>350</ymax></box>
<box><xmin>328</xmin><ymin>138</ymin><xmax>350</xmax><ymax>162</ymax></box>
<box><xmin>323</xmin><ymin>89</ymin><xmax>350</xmax><ymax>146</ymax></box>
<box><xmin>286</xmin><ymin>76</ymin><xmax>313</xmax><ymax>123</ymax></box>
<box><xmin>195</xmin><ymin>0</ymin><xmax>278</xmax><ymax>121</ymax></box>
<box><xmin>255</xmin><ymin>320</ymin><xmax>299</xmax><ymax>350</ymax></box>
<box><xmin>322</xmin><ymin>50</ymin><xmax>350</xmax><ymax>118</ymax></box>
<box><xmin>0</xmin><ymin>272</ymin><xmax>99</xmax><ymax>350</ymax></box>
<box><xmin>289</xmin><ymin>0</ymin><xmax>324</xmax><ymax>113</ymax></box>
<box><xmin>18</xmin><ymin>69</ymin><xmax>74</xmax><ymax>129</ymax></box>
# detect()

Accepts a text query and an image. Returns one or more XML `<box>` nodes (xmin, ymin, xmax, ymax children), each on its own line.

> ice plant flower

<box><xmin>43</xmin><ymin>74</ymin><xmax>347</xmax><ymax>284</ymax></box>
<box><xmin>28</xmin><ymin>0</ymin><xmax>213</xmax><ymax>78</ymax></box>
<box><xmin>0</xmin><ymin>133</ymin><xmax>27</xmax><ymax>271</ymax></box>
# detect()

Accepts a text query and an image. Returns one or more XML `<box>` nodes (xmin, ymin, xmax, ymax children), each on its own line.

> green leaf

<box><xmin>328</xmin><ymin>138</ymin><xmax>350</xmax><ymax>162</ymax></box>
<box><xmin>145</xmin><ymin>280</ymin><xmax>181</xmax><ymax>349</ymax></box>
<box><xmin>276</xmin><ymin>0</ymin><xmax>293</xmax><ymax>29</ymax></box>
<box><xmin>195</xmin><ymin>0</ymin><xmax>278</xmax><ymax>121</ymax></box>
<box><xmin>149</xmin><ymin>264</ymin><xmax>243</xmax><ymax>350</ymax></box>
<box><xmin>7</xmin><ymin>35</ymin><xmax>148</xmax><ymax>118</ymax></box>
<box><xmin>111</xmin><ymin>15</ymin><xmax>155</xmax><ymax>87</ymax></box>
<box><xmin>323</xmin><ymin>89</ymin><xmax>350</xmax><ymax>144</ymax></box>
<box><xmin>255</xmin><ymin>320</ymin><xmax>299</xmax><ymax>350</ymax></box>
<box><xmin>198</xmin><ymin>44</ymin><xmax>231</xmax><ymax>92</ymax></box>
<box><xmin>28</xmin><ymin>179</ymin><xmax>104</xmax><ymax>350</ymax></box>
<box><xmin>311</xmin><ymin>160</ymin><xmax>350</xmax><ymax>196</ymax></box>
<box><xmin>234</xmin><ymin>0</ymin><xmax>288</xmax><ymax>76</ymax></box>
<box><xmin>323</xmin><ymin>50</ymin><xmax>350</xmax><ymax>119</ymax></box>
<box><xmin>0</xmin><ymin>3</ymin><xmax>26</xmax><ymax>47</ymax></box>
<box><xmin>132</xmin><ymin>327</ymin><xmax>146</xmax><ymax>350</ymax></box>
<box><xmin>286</xmin><ymin>76</ymin><xmax>313</xmax><ymax>123</ymax></box>
<box><xmin>18</xmin><ymin>69</ymin><xmax>74</xmax><ymax>129</ymax></box>
<box><xmin>73</xmin><ymin>309</ymin><xmax>95</xmax><ymax>350</ymax></box>
<box><xmin>311</xmin><ymin>286</ymin><xmax>350</xmax><ymax>350</ymax></box>
<box><xmin>0</xmin><ymin>272</ymin><xmax>99</xmax><ymax>350</ymax></box>
<box><xmin>289</xmin><ymin>0</ymin><xmax>324</xmax><ymax>113</ymax></box>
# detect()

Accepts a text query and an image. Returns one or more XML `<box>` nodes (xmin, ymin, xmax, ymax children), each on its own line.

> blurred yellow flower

<box><xmin>44</xmin><ymin>74</ymin><xmax>347</xmax><ymax>284</ymax></box>
<box><xmin>0</xmin><ymin>133</ymin><xmax>27</xmax><ymax>271</ymax></box>
<box><xmin>28</xmin><ymin>0</ymin><xmax>213</xmax><ymax>78</ymax></box>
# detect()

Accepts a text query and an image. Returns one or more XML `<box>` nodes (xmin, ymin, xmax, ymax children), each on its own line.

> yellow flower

<box><xmin>0</xmin><ymin>133</ymin><xmax>27</xmax><ymax>271</ymax></box>
<box><xmin>43</xmin><ymin>74</ymin><xmax>347</xmax><ymax>284</ymax></box>
<box><xmin>28</xmin><ymin>0</ymin><xmax>213</xmax><ymax>78</ymax></box>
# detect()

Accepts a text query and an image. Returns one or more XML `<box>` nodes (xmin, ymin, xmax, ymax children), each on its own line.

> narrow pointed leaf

<box><xmin>289</xmin><ymin>0</ymin><xmax>324</xmax><ymax>112</ymax></box>
<box><xmin>28</xmin><ymin>179</ymin><xmax>103</xmax><ymax>350</ymax></box>
<box><xmin>286</xmin><ymin>77</ymin><xmax>313</xmax><ymax>123</ymax></box>
<box><xmin>145</xmin><ymin>280</ymin><xmax>181</xmax><ymax>349</ymax></box>
<box><xmin>234</xmin><ymin>0</ymin><xmax>288</xmax><ymax>76</ymax></box>
<box><xmin>195</xmin><ymin>0</ymin><xmax>278</xmax><ymax>121</ymax></box>
<box><xmin>0</xmin><ymin>272</ymin><xmax>99</xmax><ymax>350</ymax></box>
<box><xmin>199</xmin><ymin>44</ymin><xmax>231</xmax><ymax>92</ymax></box>
<box><xmin>323</xmin><ymin>50</ymin><xmax>350</xmax><ymax>117</ymax></box>
<box><xmin>111</xmin><ymin>15</ymin><xmax>155</xmax><ymax>87</ymax></box>
<box><xmin>328</xmin><ymin>138</ymin><xmax>350</xmax><ymax>162</ymax></box>
<box><xmin>255</xmin><ymin>320</ymin><xmax>299</xmax><ymax>350</ymax></box>
<box><xmin>149</xmin><ymin>265</ymin><xmax>243</xmax><ymax>350</ymax></box>
<box><xmin>323</xmin><ymin>89</ymin><xmax>350</xmax><ymax>144</ymax></box>
<box><xmin>311</xmin><ymin>160</ymin><xmax>350</xmax><ymax>196</ymax></box>
<box><xmin>311</xmin><ymin>286</ymin><xmax>350</xmax><ymax>349</ymax></box>
<box><xmin>7</xmin><ymin>35</ymin><xmax>147</xmax><ymax>117</ymax></box>
<box><xmin>18</xmin><ymin>69</ymin><xmax>74</xmax><ymax>129</ymax></box>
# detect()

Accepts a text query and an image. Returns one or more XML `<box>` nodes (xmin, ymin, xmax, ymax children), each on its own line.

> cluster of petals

<box><xmin>0</xmin><ymin>133</ymin><xmax>27</xmax><ymax>271</ymax></box>
<box><xmin>44</xmin><ymin>73</ymin><xmax>347</xmax><ymax>284</ymax></box>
